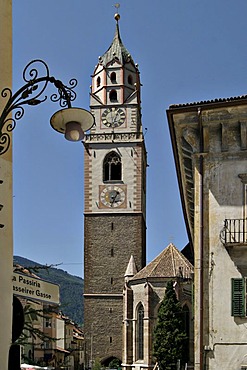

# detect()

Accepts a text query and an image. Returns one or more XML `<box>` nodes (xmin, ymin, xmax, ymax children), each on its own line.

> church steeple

<box><xmin>90</xmin><ymin>13</ymin><xmax>142</xmax><ymax>132</ymax></box>
<box><xmin>83</xmin><ymin>10</ymin><xmax>146</xmax><ymax>367</ymax></box>
<box><xmin>98</xmin><ymin>15</ymin><xmax>135</xmax><ymax>67</ymax></box>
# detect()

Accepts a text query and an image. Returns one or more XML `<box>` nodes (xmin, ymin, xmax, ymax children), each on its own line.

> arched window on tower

<box><xmin>110</xmin><ymin>72</ymin><xmax>117</xmax><ymax>84</ymax></box>
<box><xmin>136</xmin><ymin>303</ymin><xmax>144</xmax><ymax>360</ymax></box>
<box><xmin>109</xmin><ymin>89</ymin><xmax>118</xmax><ymax>102</ymax></box>
<box><xmin>128</xmin><ymin>75</ymin><xmax>133</xmax><ymax>85</ymax></box>
<box><xmin>103</xmin><ymin>151</ymin><xmax>122</xmax><ymax>182</ymax></box>
<box><xmin>97</xmin><ymin>76</ymin><xmax>101</xmax><ymax>88</ymax></box>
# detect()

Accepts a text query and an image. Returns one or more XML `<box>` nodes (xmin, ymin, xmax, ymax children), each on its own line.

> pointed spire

<box><xmin>124</xmin><ymin>255</ymin><xmax>137</xmax><ymax>281</ymax></box>
<box><xmin>98</xmin><ymin>12</ymin><xmax>135</xmax><ymax>67</ymax></box>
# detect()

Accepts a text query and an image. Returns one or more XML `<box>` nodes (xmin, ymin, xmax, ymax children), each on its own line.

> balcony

<box><xmin>221</xmin><ymin>219</ymin><xmax>247</xmax><ymax>246</ymax></box>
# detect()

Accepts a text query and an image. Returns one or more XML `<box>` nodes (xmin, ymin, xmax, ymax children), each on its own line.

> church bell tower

<box><xmin>83</xmin><ymin>12</ymin><xmax>147</xmax><ymax>367</ymax></box>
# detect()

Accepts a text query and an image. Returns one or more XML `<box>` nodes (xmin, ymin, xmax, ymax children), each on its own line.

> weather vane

<box><xmin>114</xmin><ymin>3</ymin><xmax>120</xmax><ymax>12</ymax></box>
<box><xmin>114</xmin><ymin>3</ymin><xmax>120</xmax><ymax>21</ymax></box>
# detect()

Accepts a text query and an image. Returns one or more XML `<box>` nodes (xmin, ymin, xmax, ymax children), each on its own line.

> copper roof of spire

<box><xmin>99</xmin><ymin>16</ymin><xmax>135</xmax><ymax>66</ymax></box>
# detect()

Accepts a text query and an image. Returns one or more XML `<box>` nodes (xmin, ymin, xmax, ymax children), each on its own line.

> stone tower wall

<box><xmin>84</xmin><ymin>213</ymin><xmax>146</xmax><ymax>364</ymax></box>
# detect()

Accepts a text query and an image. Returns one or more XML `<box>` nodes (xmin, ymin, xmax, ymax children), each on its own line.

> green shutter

<box><xmin>231</xmin><ymin>278</ymin><xmax>245</xmax><ymax>317</ymax></box>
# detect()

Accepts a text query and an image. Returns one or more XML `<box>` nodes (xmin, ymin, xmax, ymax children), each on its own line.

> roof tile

<box><xmin>132</xmin><ymin>243</ymin><xmax>193</xmax><ymax>280</ymax></box>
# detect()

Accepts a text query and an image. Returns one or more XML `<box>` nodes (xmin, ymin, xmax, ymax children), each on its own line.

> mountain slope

<box><xmin>14</xmin><ymin>256</ymin><xmax>84</xmax><ymax>325</ymax></box>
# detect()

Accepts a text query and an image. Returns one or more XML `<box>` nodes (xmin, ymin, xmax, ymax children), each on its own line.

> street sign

<box><xmin>13</xmin><ymin>272</ymin><xmax>60</xmax><ymax>304</ymax></box>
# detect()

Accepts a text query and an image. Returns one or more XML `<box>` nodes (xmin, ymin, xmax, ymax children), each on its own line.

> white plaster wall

<box><xmin>91</xmin><ymin>106</ymin><xmax>139</xmax><ymax>133</ymax></box>
<box><xmin>90</xmin><ymin>143</ymin><xmax>138</xmax><ymax>213</ymax></box>
<box><xmin>206</xmin><ymin>156</ymin><xmax>247</xmax><ymax>369</ymax></box>
<box><xmin>106</xmin><ymin>65</ymin><xmax>122</xmax><ymax>85</ymax></box>
<box><xmin>56</xmin><ymin>318</ymin><xmax>65</xmax><ymax>349</ymax></box>
<box><xmin>91</xmin><ymin>65</ymin><xmax>105</xmax><ymax>104</ymax></box>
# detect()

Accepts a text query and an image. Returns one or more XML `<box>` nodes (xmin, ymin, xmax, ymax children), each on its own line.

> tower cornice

<box><xmin>84</xmin><ymin>131</ymin><xmax>145</xmax><ymax>143</ymax></box>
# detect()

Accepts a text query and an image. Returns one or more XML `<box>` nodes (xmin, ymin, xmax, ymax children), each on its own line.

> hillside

<box><xmin>14</xmin><ymin>256</ymin><xmax>84</xmax><ymax>326</ymax></box>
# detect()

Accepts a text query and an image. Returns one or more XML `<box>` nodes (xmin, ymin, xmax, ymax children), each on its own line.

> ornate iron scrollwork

<box><xmin>0</xmin><ymin>59</ymin><xmax>78</xmax><ymax>155</ymax></box>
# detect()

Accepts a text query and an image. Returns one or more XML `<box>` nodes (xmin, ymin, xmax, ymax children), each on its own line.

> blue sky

<box><xmin>12</xmin><ymin>0</ymin><xmax>247</xmax><ymax>277</ymax></box>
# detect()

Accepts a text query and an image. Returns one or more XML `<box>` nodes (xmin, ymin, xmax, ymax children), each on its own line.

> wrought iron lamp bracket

<box><xmin>0</xmin><ymin>59</ymin><xmax>78</xmax><ymax>155</ymax></box>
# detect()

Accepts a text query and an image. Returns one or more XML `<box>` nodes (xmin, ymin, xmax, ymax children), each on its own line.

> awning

<box><xmin>55</xmin><ymin>346</ymin><xmax>70</xmax><ymax>354</ymax></box>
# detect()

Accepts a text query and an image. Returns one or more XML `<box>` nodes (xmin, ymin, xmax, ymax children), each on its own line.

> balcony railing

<box><xmin>221</xmin><ymin>219</ymin><xmax>247</xmax><ymax>245</ymax></box>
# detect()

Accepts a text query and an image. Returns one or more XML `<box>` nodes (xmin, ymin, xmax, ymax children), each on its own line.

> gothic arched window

<box><xmin>103</xmin><ymin>151</ymin><xmax>122</xmax><ymax>182</ymax></box>
<box><xmin>182</xmin><ymin>304</ymin><xmax>190</xmax><ymax>362</ymax></box>
<box><xmin>182</xmin><ymin>304</ymin><xmax>190</xmax><ymax>338</ymax></box>
<box><xmin>110</xmin><ymin>89</ymin><xmax>118</xmax><ymax>102</ymax></box>
<box><xmin>136</xmin><ymin>303</ymin><xmax>144</xmax><ymax>360</ymax></box>
<box><xmin>110</xmin><ymin>72</ymin><xmax>117</xmax><ymax>84</ymax></box>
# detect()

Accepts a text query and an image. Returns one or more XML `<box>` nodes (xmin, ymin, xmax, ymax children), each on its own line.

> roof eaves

<box><xmin>168</xmin><ymin>94</ymin><xmax>247</xmax><ymax>111</ymax></box>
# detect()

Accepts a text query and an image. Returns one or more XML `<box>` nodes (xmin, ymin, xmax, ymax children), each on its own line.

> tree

<box><xmin>92</xmin><ymin>358</ymin><xmax>102</xmax><ymax>370</ymax></box>
<box><xmin>153</xmin><ymin>281</ymin><xmax>188</xmax><ymax>370</ymax></box>
<box><xmin>108</xmin><ymin>358</ymin><xmax>121</xmax><ymax>368</ymax></box>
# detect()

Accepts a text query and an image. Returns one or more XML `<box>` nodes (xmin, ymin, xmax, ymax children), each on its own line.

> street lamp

<box><xmin>0</xmin><ymin>59</ymin><xmax>95</xmax><ymax>154</ymax></box>
<box><xmin>0</xmin><ymin>59</ymin><xmax>94</xmax><ymax>370</ymax></box>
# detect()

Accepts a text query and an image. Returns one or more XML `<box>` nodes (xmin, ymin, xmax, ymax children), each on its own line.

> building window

<box><xmin>44</xmin><ymin>341</ymin><xmax>51</xmax><ymax>349</ymax></box>
<box><xmin>128</xmin><ymin>75</ymin><xmax>133</xmax><ymax>85</ymax></box>
<box><xmin>110</xmin><ymin>72</ymin><xmax>117</xmax><ymax>84</ymax></box>
<box><xmin>110</xmin><ymin>89</ymin><xmax>117</xmax><ymax>102</ymax></box>
<box><xmin>182</xmin><ymin>304</ymin><xmax>190</xmax><ymax>334</ymax></box>
<box><xmin>103</xmin><ymin>151</ymin><xmax>122</xmax><ymax>182</ymax></box>
<box><xmin>231</xmin><ymin>278</ymin><xmax>246</xmax><ymax>316</ymax></box>
<box><xmin>136</xmin><ymin>304</ymin><xmax>144</xmax><ymax>360</ymax></box>
<box><xmin>45</xmin><ymin>318</ymin><xmax>52</xmax><ymax>328</ymax></box>
<box><xmin>97</xmin><ymin>76</ymin><xmax>101</xmax><ymax>87</ymax></box>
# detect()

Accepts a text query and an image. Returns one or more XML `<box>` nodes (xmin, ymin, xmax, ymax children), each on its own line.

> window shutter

<box><xmin>231</xmin><ymin>278</ymin><xmax>245</xmax><ymax>317</ymax></box>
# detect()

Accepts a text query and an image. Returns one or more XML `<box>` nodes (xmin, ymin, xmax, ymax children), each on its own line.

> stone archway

<box><xmin>101</xmin><ymin>356</ymin><xmax>121</xmax><ymax>368</ymax></box>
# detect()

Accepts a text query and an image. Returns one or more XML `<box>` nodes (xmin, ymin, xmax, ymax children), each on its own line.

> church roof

<box><xmin>132</xmin><ymin>243</ymin><xmax>194</xmax><ymax>280</ymax></box>
<box><xmin>99</xmin><ymin>19</ymin><xmax>135</xmax><ymax>67</ymax></box>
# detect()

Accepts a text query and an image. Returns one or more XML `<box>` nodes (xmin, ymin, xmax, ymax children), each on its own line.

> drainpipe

<box><xmin>198</xmin><ymin>107</ymin><xmax>204</xmax><ymax>370</ymax></box>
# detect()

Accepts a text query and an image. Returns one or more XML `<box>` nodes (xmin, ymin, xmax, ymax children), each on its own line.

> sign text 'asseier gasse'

<box><xmin>13</xmin><ymin>272</ymin><xmax>60</xmax><ymax>304</ymax></box>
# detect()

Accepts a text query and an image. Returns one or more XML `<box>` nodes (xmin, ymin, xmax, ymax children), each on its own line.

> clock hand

<box><xmin>112</xmin><ymin>112</ymin><xmax>120</xmax><ymax>125</ymax></box>
<box><xmin>110</xmin><ymin>191</ymin><xmax>120</xmax><ymax>206</ymax></box>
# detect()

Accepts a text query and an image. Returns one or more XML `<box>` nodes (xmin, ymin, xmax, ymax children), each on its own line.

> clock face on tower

<box><xmin>101</xmin><ymin>107</ymin><xmax>126</xmax><ymax>128</ymax></box>
<box><xmin>100</xmin><ymin>185</ymin><xmax>126</xmax><ymax>208</ymax></box>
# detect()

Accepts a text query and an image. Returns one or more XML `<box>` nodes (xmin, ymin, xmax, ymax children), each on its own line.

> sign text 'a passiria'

<box><xmin>13</xmin><ymin>272</ymin><xmax>60</xmax><ymax>304</ymax></box>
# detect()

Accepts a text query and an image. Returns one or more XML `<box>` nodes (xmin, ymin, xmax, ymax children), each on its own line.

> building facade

<box><xmin>122</xmin><ymin>243</ymin><xmax>194</xmax><ymax>370</ymax></box>
<box><xmin>0</xmin><ymin>1</ymin><xmax>13</xmax><ymax>369</ymax></box>
<box><xmin>16</xmin><ymin>299</ymin><xmax>84</xmax><ymax>369</ymax></box>
<box><xmin>83</xmin><ymin>13</ymin><xmax>147</xmax><ymax>368</ymax></box>
<box><xmin>167</xmin><ymin>96</ymin><xmax>247</xmax><ymax>370</ymax></box>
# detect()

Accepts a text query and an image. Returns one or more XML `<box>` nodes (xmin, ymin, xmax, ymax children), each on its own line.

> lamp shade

<box><xmin>50</xmin><ymin>107</ymin><xmax>95</xmax><ymax>141</ymax></box>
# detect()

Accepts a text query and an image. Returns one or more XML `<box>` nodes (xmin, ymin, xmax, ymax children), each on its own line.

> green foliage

<box><xmin>108</xmin><ymin>358</ymin><xmax>121</xmax><ymax>368</ymax></box>
<box><xmin>93</xmin><ymin>358</ymin><xmax>102</xmax><ymax>370</ymax></box>
<box><xmin>153</xmin><ymin>281</ymin><xmax>188</xmax><ymax>370</ymax></box>
<box><xmin>14</xmin><ymin>256</ymin><xmax>84</xmax><ymax>325</ymax></box>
